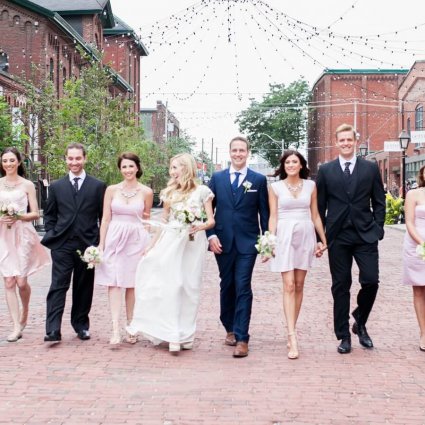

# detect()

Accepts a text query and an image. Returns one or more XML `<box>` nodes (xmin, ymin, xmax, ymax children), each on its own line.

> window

<box><xmin>49</xmin><ymin>58</ymin><xmax>54</xmax><ymax>81</ymax></box>
<box><xmin>415</xmin><ymin>104</ymin><xmax>423</xmax><ymax>131</ymax></box>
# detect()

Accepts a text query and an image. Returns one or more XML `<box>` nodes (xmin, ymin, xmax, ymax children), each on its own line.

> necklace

<box><xmin>285</xmin><ymin>180</ymin><xmax>303</xmax><ymax>193</ymax></box>
<box><xmin>2</xmin><ymin>179</ymin><xmax>20</xmax><ymax>191</ymax></box>
<box><xmin>120</xmin><ymin>185</ymin><xmax>139</xmax><ymax>203</ymax></box>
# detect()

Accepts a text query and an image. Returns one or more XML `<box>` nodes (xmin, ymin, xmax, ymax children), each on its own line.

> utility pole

<box><xmin>210</xmin><ymin>138</ymin><xmax>214</xmax><ymax>175</ymax></box>
<box><xmin>201</xmin><ymin>138</ymin><xmax>204</xmax><ymax>180</ymax></box>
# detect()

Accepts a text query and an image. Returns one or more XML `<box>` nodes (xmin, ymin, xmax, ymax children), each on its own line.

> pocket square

<box><xmin>247</xmin><ymin>189</ymin><xmax>257</xmax><ymax>192</ymax></box>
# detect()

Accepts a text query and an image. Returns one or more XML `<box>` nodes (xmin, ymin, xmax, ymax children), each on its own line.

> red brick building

<box><xmin>308</xmin><ymin>69</ymin><xmax>408</xmax><ymax>179</ymax></box>
<box><xmin>0</xmin><ymin>0</ymin><xmax>147</xmax><ymax>117</ymax></box>
<box><xmin>141</xmin><ymin>100</ymin><xmax>180</xmax><ymax>144</ymax></box>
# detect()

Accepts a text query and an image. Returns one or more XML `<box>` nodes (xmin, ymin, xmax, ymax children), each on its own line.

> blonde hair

<box><xmin>335</xmin><ymin>123</ymin><xmax>356</xmax><ymax>140</ymax></box>
<box><xmin>160</xmin><ymin>153</ymin><xmax>198</xmax><ymax>205</ymax></box>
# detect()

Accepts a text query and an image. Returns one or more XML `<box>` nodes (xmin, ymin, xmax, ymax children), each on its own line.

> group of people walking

<box><xmin>1</xmin><ymin>123</ymin><xmax>425</xmax><ymax>357</ymax></box>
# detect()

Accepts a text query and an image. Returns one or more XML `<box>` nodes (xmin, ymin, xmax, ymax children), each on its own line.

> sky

<box><xmin>110</xmin><ymin>0</ymin><xmax>425</xmax><ymax>165</ymax></box>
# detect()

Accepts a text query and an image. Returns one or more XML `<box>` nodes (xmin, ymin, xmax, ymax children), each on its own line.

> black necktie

<box><xmin>231</xmin><ymin>172</ymin><xmax>241</xmax><ymax>194</ymax></box>
<box><xmin>344</xmin><ymin>162</ymin><xmax>351</xmax><ymax>177</ymax></box>
<box><xmin>73</xmin><ymin>177</ymin><xmax>80</xmax><ymax>193</ymax></box>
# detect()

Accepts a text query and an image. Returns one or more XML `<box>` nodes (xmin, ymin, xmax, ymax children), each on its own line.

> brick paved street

<box><xmin>1</xmin><ymin>226</ymin><xmax>425</xmax><ymax>424</ymax></box>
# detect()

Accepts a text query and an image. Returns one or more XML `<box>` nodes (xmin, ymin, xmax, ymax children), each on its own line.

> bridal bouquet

<box><xmin>416</xmin><ymin>242</ymin><xmax>425</xmax><ymax>261</ymax></box>
<box><xmin>255</xmin><ymin>231</ymin><xmax>277</xmax><ymax>258</ymax></box>
<box><xmin>0</xmin><ymin>201</ymin><xmax>22</xmax><ymax>229</ymax></box>
<box><xmin>77</xmin><ymin>246</ymin><xmax>102</xmax><ymax>269</ymax></box>
<box><xmin>173</xmin><ymin>202</ymin><xmax>207</xmax><ymax>241</ymax></box>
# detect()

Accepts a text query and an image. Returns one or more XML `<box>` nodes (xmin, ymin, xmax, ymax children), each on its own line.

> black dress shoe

<box><xmin>337</xmin><ymin>337</ymin><xmax>351</xmax><ymax>354</ymax></box>
<box><xmin>44</xmin><ymin>330</ymin><xmax>61</xmax><ymax>342</ymax></box>
<box><xmin>352</xmin><ymin>322</ymin><xmax>373</xmax><ymax>348</ymax></box>
<box><xmin>77</xmin><ymin>329</ymin><xmax>90</xmax><ymax>340</ymax></box>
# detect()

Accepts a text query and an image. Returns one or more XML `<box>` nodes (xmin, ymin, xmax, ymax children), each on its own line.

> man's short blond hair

<box><xmin>335</xmin><ymin>123</ymin><xmax>356</xmax><ymax>140</ymax></box>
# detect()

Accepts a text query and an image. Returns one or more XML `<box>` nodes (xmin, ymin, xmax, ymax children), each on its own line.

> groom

<box><xmin>42</xmin><ymin>143</ymin><xmax>106</xmax><ymax>343</ymax></box>
<box><xmin>207</xmin><ymin>136</ymin><xmax>269</xmax><ymax>358</ymax></box>
<box><xmin>316</xmin><ymin>124</ymin><xmax>385</xmax><ymax>354</ymax></box>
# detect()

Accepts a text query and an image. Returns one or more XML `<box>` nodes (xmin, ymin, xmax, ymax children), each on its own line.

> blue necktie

<box><xmin>231</xmin><ymin>172</ymin><xmax>241</xmax><ymax>195</ymax></box>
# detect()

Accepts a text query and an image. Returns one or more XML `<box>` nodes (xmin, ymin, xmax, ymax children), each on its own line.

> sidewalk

<box><xmin>0</xmin><ymin>226</ymin><xmax>424</xmax><ymax>424</ymax></box>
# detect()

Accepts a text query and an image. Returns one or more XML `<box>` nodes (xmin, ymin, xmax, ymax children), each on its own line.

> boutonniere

<box><xmin>243</xmin><ymin>181</ymin><xmax>253</xmax><ymax>193</ymax></box>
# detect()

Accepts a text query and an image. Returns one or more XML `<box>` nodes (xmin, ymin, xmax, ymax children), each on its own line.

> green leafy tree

<box><xmin>43</xmin><ymin>52</ymin><xmax>143</xmax><ymax>184</ymax></box>
<box><xmin>0</xmin><ymin>96</ymin><xmax>13</xmax><ymax>151</ymax></box>
<box><xmin>236</xmin><ymin>79</ymin><xmax>311</xmax><ymax>167</ymax></box>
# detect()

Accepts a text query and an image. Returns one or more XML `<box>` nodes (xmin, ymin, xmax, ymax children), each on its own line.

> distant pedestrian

<box><xmin>0</xmin><ymin>147</ymin><xmax>50</xmax><ymax>342</ymax></box>
<box><xmin>95</xmin><ymin>152</ymin><xmax>152</xmax><ymax>345</ymax></box>
<box><xmin>402</xmin><ymin>165</ymin><xmax>425</xmax><ymax>352</ymax></box>
<box><xmin>41</xmin><ymin>143</ymin><xmax>106</xmax><ymax>343</ymax></box>
<box><xmin>317</xmin><ymin>123</ymin><xmax>386</xmax><ymax>354</ymax></box>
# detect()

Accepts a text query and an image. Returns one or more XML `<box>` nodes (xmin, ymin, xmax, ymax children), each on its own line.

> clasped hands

<box><xmin>315</xmin><ymin>242</ymin><xmax>327</xmax><ymax>257</ymax></box>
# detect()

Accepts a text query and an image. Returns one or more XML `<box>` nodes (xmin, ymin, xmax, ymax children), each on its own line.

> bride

<box><xmin>127</xmin><ymin>153</ymin><xmax>215</xmax><ymax>353</ymax></box>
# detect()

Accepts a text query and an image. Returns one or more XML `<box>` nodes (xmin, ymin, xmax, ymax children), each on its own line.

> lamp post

<box><xmin>399</xmin><ymin>129</ymin><xmax>411</xmax><ymax>199</ymax></box>
<box><xmin>359</xmin><ymin>142</ymin><xmax>368</xmax><ymax>158</ymax></box>
<box><xmin>259</xmin><ymin>132</ymin><xmax>284</xmax><ymax>156</ymax></box>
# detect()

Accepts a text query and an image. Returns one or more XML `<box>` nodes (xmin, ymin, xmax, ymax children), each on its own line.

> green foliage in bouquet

<box><xmin>385</xmin><ymin>192</ymin><xmax>404</xmax><ymax>225</ymax></box>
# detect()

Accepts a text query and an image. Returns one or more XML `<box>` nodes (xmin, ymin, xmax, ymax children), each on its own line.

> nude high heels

<box><xmin>7</xmin><ymin>329</ymin><xmax>23</xmax><ymax>342</ymax></box>
<box><xmin>109</xmin><ymin>321</ymin><xmax>121</xmax><ymax>345</ymax></box>
<box><xmin>287</xmin><ymin>332</ymin><xmax>299</xmax><ymax>360</ymax></box>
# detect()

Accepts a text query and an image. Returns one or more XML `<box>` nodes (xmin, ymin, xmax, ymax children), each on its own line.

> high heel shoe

<box><xmin>125</xmin><ymin>332</ymin><xmax>138</xmax><ymax>344</ymax></box>
<box><xmin>287</xmin><ymin>332</ymin><xmax>299</xmax><ymax>360</ymax></box>
<box><xmin>169</xmin><ymin>342</ymin><xmax>181</xmax><ymax>352</ymax></box>
<box><xmin>7</xmin><ymin>329</ymin><xmax>23</xmax><ymax>342</ymax></box>
<box><xmin>181</xmin><ymin>341</ymin><xmax>194</xmax><ymax>350</ymax></box>
<box><xmin>109</xmin><ymin>321</ymin><xmax>121</xmax><ymax>345</ymax></box>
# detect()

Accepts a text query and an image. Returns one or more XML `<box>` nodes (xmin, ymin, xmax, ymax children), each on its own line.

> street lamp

<box><xmin>359</xmin><ymin>142</ymin><xmax>368</xmax><ymax>158</ymax></box>
<box><xmin>399</xmin><ymin>129</ymin><xmax>411</xmax><ymax>199</ymax></box>
<box><xmin>259</xmin><ymin>133</ymin><xmax>284</xmax><ymax>155</ymax></box>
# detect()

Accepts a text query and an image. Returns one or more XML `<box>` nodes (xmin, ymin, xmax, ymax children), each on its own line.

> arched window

<box><xmin>0</xmin><ymin>51</ymin><xmax>8</xmax><ymax>72</ymax></box>
<box><xmin>415</xmin><ymin>104</ymin><xmax>423</xmax><ymax>131</ymax></box>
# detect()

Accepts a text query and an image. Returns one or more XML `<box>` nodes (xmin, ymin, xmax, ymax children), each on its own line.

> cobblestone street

<box><xmin>1</xmin><ymin>226</ymin><xmax>424</xmax><ymax>424</ymax></box>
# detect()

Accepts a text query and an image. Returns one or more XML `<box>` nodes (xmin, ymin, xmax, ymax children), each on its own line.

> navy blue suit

<box><xmin>207</xmin><ymin>168</ymin><xmax>269</xmax><ymax>342</ymax></box>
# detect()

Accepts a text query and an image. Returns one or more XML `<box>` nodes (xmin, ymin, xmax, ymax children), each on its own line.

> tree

<box><xmin>42</xmin><ymin>51</ymin><xmax>142</xmax><ymax>184</ymax></box>
<box><xmin>0</xmin><ymin>96</ymin><xmax>13</xmax><ymax>151</ymax></box>
<box><xmin>236</xmin><ymin>79</ymin><xmax>311</xmax><ymax>167</ymax></box>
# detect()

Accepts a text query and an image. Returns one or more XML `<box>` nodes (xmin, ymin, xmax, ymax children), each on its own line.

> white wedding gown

<box><xmin>127</xmin><ymin>185</ymin><xmax>213</xmax><ymax>345</ymax></box>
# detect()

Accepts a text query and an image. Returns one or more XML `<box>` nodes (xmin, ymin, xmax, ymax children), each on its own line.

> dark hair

<box><xmin>273</xmin><ymin>150</ymin><xmax>310</xmax><ymax>179</ymax></box>
<box><xmin>418</xmin><ymin>165</ymin><xmax>425</xmax><ymax>188</ymax></box>
<box><xmin>66</xmin><ymin>142</ymin><xmax>86</xmax><ymax>157</ymax></box>
<box><xmin>229</xmin><ymin>136</ymin><xmax>250</xmax><ymax>151</ymax></box>
<box><xmin>117</xmin><ymin>152</ymin><xmax>143</xmax><ymax>178</ymax></box>
<box><xmin>0</xmin><ymin>147</ymin><xmax>26</xmax><ymax>177</ymax></box>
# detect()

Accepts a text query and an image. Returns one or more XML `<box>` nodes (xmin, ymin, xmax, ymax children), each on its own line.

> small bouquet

<box><xmin>77</xmin><ymin>246</ymin><xmax>102</xmax><ymax>269</ymax></box>
<box><xmin>173</xmin><ymin>202</ymin><xmax>207</xmax><ymax>241</ymax></box>
<box><xmin>255</xmin><ymin>231</ymin><xmax>277</xmax><ymax>258</ymax></box>
<box><xmin>416</xmin><ymin>242</ymin><xmax>425</xmax><ymax>261</ymax></box>
<box><xmin>0</xmin><ymin>202</ymin><xmax>22</xmax><ymax>229</ymax></box>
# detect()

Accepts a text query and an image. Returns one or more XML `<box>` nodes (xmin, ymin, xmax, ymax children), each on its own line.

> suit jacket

<box><xmin>206</xmin><ymin>168</ymin><xmax>269</xmax><ymax>254</ymax></box>
<box><xmin>316</xmin><ymin>158</ymin><xmax>385</xmax><ymax>245</ymax></box>
<box><xmin>41</xmin><ymin>174</ymin><xmax>106</xmax><ymax>250</ymax></box>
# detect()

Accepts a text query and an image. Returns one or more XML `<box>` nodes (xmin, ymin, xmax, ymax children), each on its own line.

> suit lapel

<box><xmin>223</xmin><ymin>169</ymin><xmax>234</xmax><ymax>203</ymax></box>
<box><xmin>349</xmin><ymin>159</ymin><xmax>360</xmax><ymax>199</ymax></box>
<box><xmin>63</xmin><ymin>176</ymin><xmax>78</xmax><ymax>206</ymax></box>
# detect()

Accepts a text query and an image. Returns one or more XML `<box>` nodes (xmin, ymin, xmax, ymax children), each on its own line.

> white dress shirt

<box><xmin>69</xmin><ymin>170</ymin><xmax>86</xmax><ymax>190</ymax></box>
<box><xmin>229</xmin><ymin>166</ymin><xmax>247</xmax><ymax>187</ymax></box>
<box><xmin>338</xmin><ymin>156</ymin><xmax>356</xmax><ymax>175</ymax></box>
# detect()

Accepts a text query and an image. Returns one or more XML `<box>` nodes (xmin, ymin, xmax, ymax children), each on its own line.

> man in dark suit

<box><xmin>41</xmin><ymin>143</ymin><xmax>106</xmax><ymax>343</ymax></box>
<box><xmin>316</xmin><ymin>124</ymin><xmax>385</xmax><ymax>354</ymax></box>
<box><xmin>207</xmin><ymin>136</ymin><xmax>269</xmax><ymax>358</ymax></box>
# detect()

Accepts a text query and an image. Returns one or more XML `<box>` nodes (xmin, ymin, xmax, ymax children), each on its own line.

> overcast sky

<box><xmin>111</xmin><ymin>0</ymin><xmax>425</xmax><ymax>164</ymax></box>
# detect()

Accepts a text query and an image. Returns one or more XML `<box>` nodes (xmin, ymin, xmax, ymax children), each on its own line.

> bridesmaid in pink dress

<box><xmin>267</xmin><ymin>151</ymin><xmax>327</xmax><ymax>359</ymax></box>
<box><xmin>0</xmin><ymin>147</ymin><xmax>50</xmax><ymax>342</ymax></box>
<box><xmin>402</xmin><ymin>165</ymin><xmax>425</xmax><ymax>352</ymax></box>
<box><xmin>95</xmin><ymin>152</ymin><xmax>152</xmax><ymax>345</ymax></box>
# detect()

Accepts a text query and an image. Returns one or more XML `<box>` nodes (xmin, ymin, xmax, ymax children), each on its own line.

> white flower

<box><xmin>256</xmin><ymin>231</ymin><xmax>277</xmax><ymax>258</ymax></box>
<box><xmin>416</xmin><ymin>243</ymin><xmax>425</xmax><ymax>260</ymax></box>
<box><xmin>77</xmin><ymin>246</ymin><xmax>102</xmax><ymax>269</ymax></box>
<box><xmin>243</xmin><ymin>181</ymin><xmax>253</xmax><ymax>193</ymax></box>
